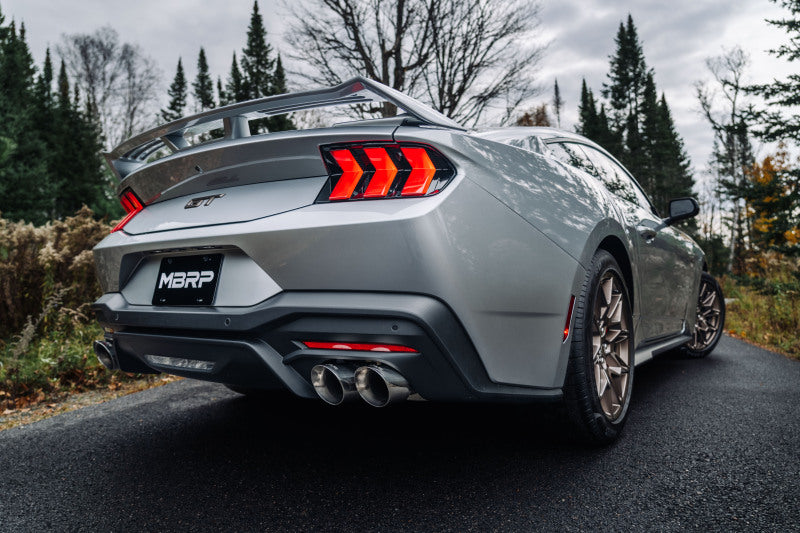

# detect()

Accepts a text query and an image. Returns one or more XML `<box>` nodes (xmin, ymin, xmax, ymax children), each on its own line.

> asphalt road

<box><xmin>1</xmin><ymin>334</ymin><xmax>798</xmax><ymax>532</ymax></box>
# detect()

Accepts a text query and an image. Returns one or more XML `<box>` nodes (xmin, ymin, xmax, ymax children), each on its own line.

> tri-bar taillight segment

<box><xmin>111</xmin><ymin>189</ymin><xmax>144</xmax><ymax>233</ymax></box>
<box><xmin>318</xmin><ymin>142</ymin><xmax>456</xmax><ymax>202</ymax></box>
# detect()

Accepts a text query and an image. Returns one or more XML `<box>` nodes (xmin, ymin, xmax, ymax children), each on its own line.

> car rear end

<box><xmin>92</xmin><ymin>78</ymin><xmax>581</xmax><ymax>406</ymax></box>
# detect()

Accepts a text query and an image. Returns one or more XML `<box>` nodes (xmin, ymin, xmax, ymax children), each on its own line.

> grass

<box><xmin>722</xmin><ymin>275</ymin><xmax>800</xmax><ymax>360</ymax></box>
<box><xmin>0</xmin><ymin>321</ymin><xmax>157</xmax><ymax>412</ymax></box>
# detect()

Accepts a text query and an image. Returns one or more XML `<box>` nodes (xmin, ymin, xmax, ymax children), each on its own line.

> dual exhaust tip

<box><xmin>311</xmin><ymin>364</ymin><xmax>410</xmax><ymax>407</ymax></box>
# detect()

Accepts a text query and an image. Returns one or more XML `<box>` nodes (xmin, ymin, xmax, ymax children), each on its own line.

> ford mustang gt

<box><xmin>91</xmin><ymin>77</ymin><xmax>725</xmax><ymax>444</ymax></box>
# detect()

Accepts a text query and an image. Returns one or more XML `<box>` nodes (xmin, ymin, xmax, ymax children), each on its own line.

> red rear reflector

<box><xmin>363</xmin><ymin>147</ymin><xmax>398</xmax><ymax>198</ymax></box>
<box><xmin>329</xmin><ymin>149</ymin><xmax>363</xmax><ymax>200</ymax></box>
<box><xmin>563</xmin><ymin>295</ymin><xmax>575</xmax><ymax>342</ymax></box>
<box><xmin>400</xmin><ymin>147</ymin><xmax>436</xmax><ymax>196</ymax></box>
<box><xmin>111</xmin><ymin>190</ymin><xmax>144</xmax><ymax>233</ymax></box>
<box><xmin>303</xmin><ymin>341</ymin><xmax>417</xmax><ymax>353</ymax></box>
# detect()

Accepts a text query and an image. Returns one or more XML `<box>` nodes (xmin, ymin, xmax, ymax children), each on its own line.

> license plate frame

<box><xmin>152</xmin><ymin>254</ymin><xmax>223</xmax><ymax>306</ymax></box>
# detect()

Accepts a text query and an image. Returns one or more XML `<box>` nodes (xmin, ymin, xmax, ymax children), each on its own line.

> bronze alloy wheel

<box><xmin>688</xmin><ymin>277</ymin><xmax>723</xmax><ymax>351</ymax></box>
<box><xmin>682</xmin><ymin>272</ymin><xmax>726</xmax><ymax>358</ymax></box>
<box><xmin>592</xmin><ymin>271</ymin><xmax>632</xmax><ymax>421</ymax></box>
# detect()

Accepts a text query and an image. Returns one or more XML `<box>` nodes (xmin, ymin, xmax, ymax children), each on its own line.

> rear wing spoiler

<box><xmin>104</xmin><ymin>76</ymin><xmax>466</xmax><ymax>180</ymax></box>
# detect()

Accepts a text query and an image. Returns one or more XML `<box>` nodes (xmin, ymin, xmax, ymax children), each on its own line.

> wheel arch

<box><xmin>577</xmin><ymin>218</ymin><xmax>637</xmax><ymax>316</ymax></box>
<box><xmin>597</xmin><ymin>235</ymin><xmax>634</xmax><ymax>308</ymax></box>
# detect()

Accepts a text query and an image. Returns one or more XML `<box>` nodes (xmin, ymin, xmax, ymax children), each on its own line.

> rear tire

<box><xmin>681</xmin><ymin>272</ymin><xmax>725</xmax><ymax>358</ymax></box>
<box><xmin>563</xmin><ymin>250</ymin><xmax>634</xmax><ymax>445</ymax></box>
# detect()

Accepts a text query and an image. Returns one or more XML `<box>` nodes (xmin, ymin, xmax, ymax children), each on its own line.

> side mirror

<box><xmin>665</xmin><ymin>197</ymin><xmax>699</xmax><ymax>226</ymax></box>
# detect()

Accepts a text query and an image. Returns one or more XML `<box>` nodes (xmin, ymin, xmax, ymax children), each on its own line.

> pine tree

<box><xmin>0</xmin><ymin>12</ymin><xmax>114</xmax><ymax>224</ymax></box>
<box><xmin>0</xmin><ymin>16</ymin><xmax>51</xmax><ymax>223</ymax></box>
<box><xmin>636</xmin><ymin>91</ymin><xmax>695</xmax><ymax>217</ymax></box>
<box><xmin>553</xmin><ymin>79</ymin><xmax>563</xmax><ymax>128</ymax></box>
<box><xmin>57</xmin><ymin>58</ymin><xmax>70</xmax><ymax>107</ymax></box>
<box><xmin>225</xmin><ymin>53</ymin><xmax>246</xmax><ymax>104</ymax></box>
<box><xmin>50</xmin><ymin>64</ymin><xmax>111</xmax><ymax>219</ymax></box>
<box><xmin>216</xmin><ymin>76</ymin><xmax>227</xmax><ymax>106</ymax></box>
<box><xmin>192</xmin><ymin>48</ymin><xmax>215</xmax><ymax>112</ymax></box>
<box><xmin>161</xmin><ymin>58</ymin><xmax>187</xmax><ymax>122</ymax></box>
<box><xmin>241</xmin><ymin>1</ymin><xmax>274</xmax><ymax>100</ymax></box>
<box><xmin>267</xmin><ymin>54</ymin><xmax>295</xmax><ymax>131</ymax></box>
<box><xmin>592</xmin><ymin>15</ymin><xmax>694</xmax><ymax>213</ymax></box>
<box><xmin>577</xmin><ymin>79</ymin><xmax>599</xmax><ymax>137</ymax></box>
<box><xmin>638</xmin><ymin>72</ymin><xmax>661</xmax><ymax>203</ymax></box>
<box><xmin>602</xmin><ymin>15</ymin><xmax>649</xmax><ymax>129</ymax></box>
<box><xmin>596</xmin><ymin>105</ymin><xmax>620</xmax><ymax>155</ymax></box>
<box><xmin>748</xmin><ymin>0</ymin><xmax>800</xmax><ymax>144</ymax></box>
<box><xmin>575</xmin><ymin>80</ymin><xmax>617</xmax><ymax>156</ymax></box>
<box><xmin>35</xmin><ymin>47</ymin><xmax>53</xmax><ymax>101</ymax></box>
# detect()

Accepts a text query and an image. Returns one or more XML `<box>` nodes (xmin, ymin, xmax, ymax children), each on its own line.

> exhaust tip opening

<box><xmin>93</xmin><ymin>340</ymin><xmax>118</xmax><ymax>370</ymax></box>
<box><xmin>311</xmin><ymin>364</ymin><xmax>357</xmax><ymax>405</ymax></box>
<box><xmin>356</xmin><ymin>367</ymin><xmax>390</xmax><ymax>407</ymax></box>
<box><xmin>355</xmin><ymin>366</ymin><xmax>410</xmax><ymax>407</ymax></box>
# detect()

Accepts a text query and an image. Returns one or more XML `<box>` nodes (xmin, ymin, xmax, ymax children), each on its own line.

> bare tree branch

<box><xmin>285</xmin><ymin>0</ymin><xmax>544</xmax><ymax>127</ymax></box>
<box><xmin>57</xmin><ymin>27</ymin><xmax>161</xmax><ymax>148</ymax></box>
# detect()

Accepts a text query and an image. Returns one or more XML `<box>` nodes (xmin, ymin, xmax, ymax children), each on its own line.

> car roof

<box><xmin>473</xmin><ymin>126</ymin><xmax>593</xmax><ymax>144</ymax></box>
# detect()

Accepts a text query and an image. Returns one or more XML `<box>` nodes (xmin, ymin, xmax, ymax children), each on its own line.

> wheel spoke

<box><xmin>606</xmin><ymin>293</ymin><xmax>622</xmax><ymax>323</ymax></box>
<box><xmin>592</xmin><ymin>338</ymin><xmax>603</xmax><ymax>360</ymax></box>
<box><xmin>603</xmin><ymin>367</ymin><xmax>622</xmax><ymax>404</ymax></box>
<box><xmin>702</xmin><ymin>290</ymin><xmax>716</xmax><ymax>307</ymax></box>
<box><xmin>608</xmin><ymin>364</ymin><xmax>627</xmax><ymax>376</ymax></box>
<box><xmin>600</xmin><ymin>277</ymin><xmax>613</xmax><ymax>307</ymax></box>
<box><xmin>607</xmin><ymin>349</ymin><xmax>628</xmax><ymax>370</ymax></box>
<box><xmin>595</xmin><ymin>365</ymin><xmax>608</xmax><ymax>397</ymax></box>
<box><xmin>606</xmin><ymin>327</ymin><xmax>628</xmax><ymax>344</ymax></box>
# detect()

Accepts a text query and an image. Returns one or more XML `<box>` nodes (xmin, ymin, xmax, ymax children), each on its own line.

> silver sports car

<box><xmin>91</xmin><ymin>77</ymin><xmax>725</xmax><ymax>443</ymax></box>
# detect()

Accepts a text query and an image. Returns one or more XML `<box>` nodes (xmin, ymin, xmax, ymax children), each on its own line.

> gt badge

<box><xmin>185</xmin><ymin>193</ymin><xmax>225</xmax><ymax>208</ymax></box>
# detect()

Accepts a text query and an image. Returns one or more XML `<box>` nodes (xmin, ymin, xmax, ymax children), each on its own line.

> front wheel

<box><xmin>563</xmin><ymin>250</ymin><xmax>634</xmax><ymax>445</ymax></box>
<box><xmin>681</xmin><ymin>272</ymin><xmax>725</xmax><ymax>358</ymax></box>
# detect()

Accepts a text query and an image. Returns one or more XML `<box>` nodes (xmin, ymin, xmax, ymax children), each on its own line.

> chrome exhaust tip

<box><xmin>355</xmin><ymin>365</ymin><xmax>410</xmax><ymax>407</ymax></box>
<box><xmin>93</xmin><ymin>340</ymin><xmax>118</xmax><ymax>370</ymax></box>
<box><xmin>310</xmin><ymin>364</ymin><xmax>359</xmax><ymax>405</ymax></box>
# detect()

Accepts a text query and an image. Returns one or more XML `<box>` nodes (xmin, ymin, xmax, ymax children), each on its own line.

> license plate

<box><xmin>152</xmin><ymin>254</ymin><xmax>223</xmax><ymax>306</ymax></box>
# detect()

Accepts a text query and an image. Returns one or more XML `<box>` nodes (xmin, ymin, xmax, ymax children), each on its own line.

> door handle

<box><xmin>636</xmin><ymin>225</ymin><xmax>657</xmax><ymax>242</ymax></box>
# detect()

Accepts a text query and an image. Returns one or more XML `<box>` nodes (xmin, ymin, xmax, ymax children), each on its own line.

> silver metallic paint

<box><xmin>93</xmin><ymin>108</ymin><xmax>706</xmax><ymax>394</ymax></box>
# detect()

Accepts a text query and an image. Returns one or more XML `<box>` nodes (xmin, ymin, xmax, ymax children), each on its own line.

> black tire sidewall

<box><xmin>564</xmin><ymin>250</ymin><xmax>634</xmax><ymax>444</ymax></box>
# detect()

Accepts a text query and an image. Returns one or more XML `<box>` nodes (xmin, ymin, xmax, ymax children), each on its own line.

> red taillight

<box><xmin>302</xmin><ymin>341</ymin><xmax>418</xmax><ymax>353</ymax></box>
<box><xmin>111</xmin><ymin>190</ymin><xmax>144</xmax><ymax>233</ymax></box>
<box><xmin>318</xmin><ymin>142</ymin><xmax>455</xmax><ymax>202</ymax></box>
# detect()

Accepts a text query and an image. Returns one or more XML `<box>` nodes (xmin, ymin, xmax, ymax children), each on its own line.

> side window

<box><xmin>547</xmin><ymin>142</ymin><xmax>596</xmax><ymax>177</ymax></box>
<box><xmin>581</xmin><ymin>146</ymin><xmax>651</xmax><ymax>208</ymax></box>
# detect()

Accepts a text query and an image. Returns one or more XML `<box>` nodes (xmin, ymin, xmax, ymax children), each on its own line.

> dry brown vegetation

<box><xmin>0</xmin><ymin>208</ymin><xmax>133</xmax><ymax>411</ymax></box>
<box><xmin>723</xmin><ymin>252</ymin><xmax>800</xmax><ymax>359</ymax></box>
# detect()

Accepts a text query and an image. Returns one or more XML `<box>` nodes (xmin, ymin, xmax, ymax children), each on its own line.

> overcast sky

<box><xmin>1</xmin><ymin>0</ymin><xmax>794</xmax><ymax>176</ymax></box>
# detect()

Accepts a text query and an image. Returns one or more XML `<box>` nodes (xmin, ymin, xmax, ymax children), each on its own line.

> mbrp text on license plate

<box><xmin>152</xmin><ymin>254</ymin><xmax>223</xmax><ymax>306</ymax></box>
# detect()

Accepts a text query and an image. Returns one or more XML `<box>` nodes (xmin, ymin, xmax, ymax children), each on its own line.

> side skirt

<box><xmin>634</xmin><ymin>334</ymin><xmax>691</xmax><ymax>366</ymax></box>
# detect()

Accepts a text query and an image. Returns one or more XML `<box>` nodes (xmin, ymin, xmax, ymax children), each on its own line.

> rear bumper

<box><xmin>92</xmin><ymin>291</ymin><xmax>562</xmax><ymax>403</ymax></box>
